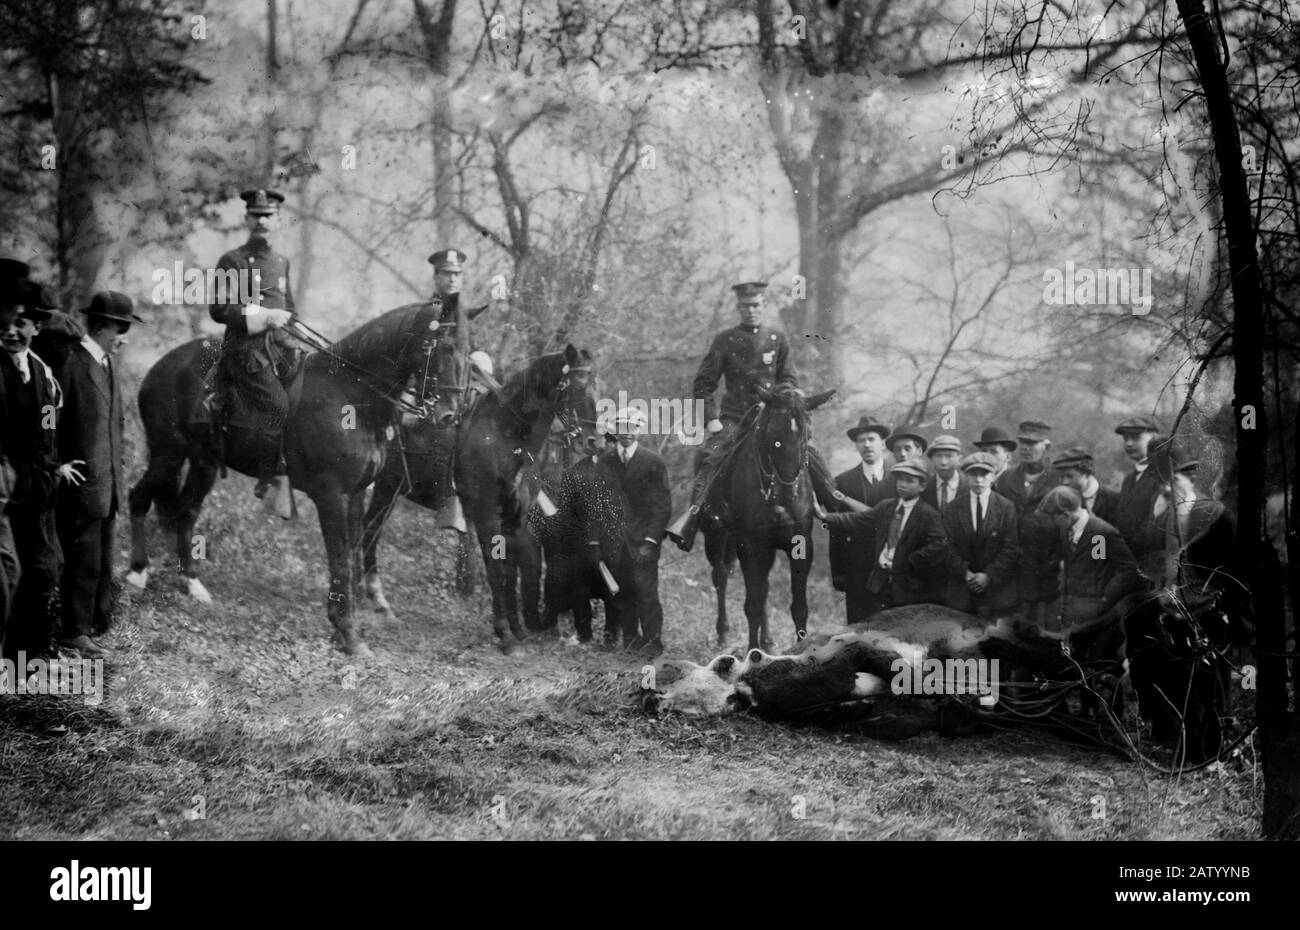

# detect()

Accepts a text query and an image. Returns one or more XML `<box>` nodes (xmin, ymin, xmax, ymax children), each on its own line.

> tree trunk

<box><xmin>1175</xmin><ymin>0</ymin><xmax>1300</xmax><ymax>838</ymax></box>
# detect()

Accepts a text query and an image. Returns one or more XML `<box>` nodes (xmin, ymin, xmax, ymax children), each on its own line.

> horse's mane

<box><xmin>496</xmin><ymin>350</ymin><xmax>565</xmax><ymax>413</ymax></box>
<box><xmin>307</xmin><ymin>301</ymin><xmax>441</xmax><ymax>371</ymax></box>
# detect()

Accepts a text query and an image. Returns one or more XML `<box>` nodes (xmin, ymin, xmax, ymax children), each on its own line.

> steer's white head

<box><xmin>643</xmin><ymin>654</ymin><xmax>752</xmax><ymax>717</ymax></box>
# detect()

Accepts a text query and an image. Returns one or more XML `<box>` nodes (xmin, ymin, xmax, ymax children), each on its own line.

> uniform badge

<box><xmin>761</xmin><ymin>351</ymin><xmax>775</xmax><ymax>365</ymax></box>
<box><xmin>278</xmin><ymin>276</ymin><xmax>287</xmax><ymax>292</ymax></box>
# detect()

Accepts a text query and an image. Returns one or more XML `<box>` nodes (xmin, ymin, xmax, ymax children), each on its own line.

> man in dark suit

<box><xmin>818</xmin><ymin>460</ymin><xmax>948</xmax><ymax>613</ymax></box>
<box><xmin>922</xmin><ymin>434</ymin><xmax>964</xmax><ymax>515</ymax></box>
<box><xmin>994</xmin><ymin>420</ymin><xmax>1063</xmax><ymax>625</ymax></box>
<box><xmin>590</xmin><ymin>408</ymin><xmax>671</xmax><ymax>656</ymax></box>
<box><xmin>941</xmin><ymin>452</ymin><xmax>1018</xmax><ymax>617</ymax></box>
<box><xmin>1053</xmin><ymin>447</ymin><xmax>1120</xmax><ymax>525</ymax></box>
<box><xmin>51</xmin><ymin>292</ymin><xmax>143</xmax><ymax>657</ymax></box>
<box><xmin>829</xmin><ymin>415</ymin><xmax>897</xmax><ymax>622</ymax></box>
<box><xmin>1038</xmin><ymin>486</ymin><xmax>1143</xmax><ymax>684</ymax></box>
<box><xmin>1113</xmin><ymin>415</ymin><xmax>1165</xmax><ymax>579</ymax></box>
<box><xmin>0</xmin><ymin>277</ymin><xmax>66</xmax><ymax>662</ymax></box>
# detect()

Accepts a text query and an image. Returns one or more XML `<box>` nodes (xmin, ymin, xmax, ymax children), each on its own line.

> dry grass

<box><xmin>0</xmin><ymin>475</ymin><xmax>1262</xmax><ymax>839</ymax></box>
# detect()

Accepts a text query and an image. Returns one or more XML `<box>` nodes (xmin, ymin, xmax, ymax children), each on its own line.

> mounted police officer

<box><xmin>669</xmin><ymin>281</ymin><xmax>801</xmax><ymax>550</ymax></box>
<box><xmin>426</xmin><ymin>248</ymin><xmax>494</xmax><ymax>408</ymax></box>
<box><xmin>208</xmin><ymin>188</ymin><xmax>297</xmax><ymax>499</ymax></box>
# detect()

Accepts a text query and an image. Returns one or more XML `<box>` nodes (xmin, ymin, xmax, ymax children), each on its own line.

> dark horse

<box><xmin>359</xmin><ymin>344</ymin><xmax>597</xmax><ymax>647</ymax></box>
<box><xmin>127</xmin><ymin>301</ymin><xmax>468</xmax><ymax>656</ymax></box>
<box><xmin>703</xmin><ymin>385</ymin><xmax>834</xmax><ymax>651</ymax></box>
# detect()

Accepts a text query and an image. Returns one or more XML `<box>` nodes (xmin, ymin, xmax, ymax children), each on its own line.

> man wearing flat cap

<box><xmin>671</xmin><ymin>281</ymin><xmax>800</xmax><ymax>551</ymax></box>
<box><xmin>51</xmin><ymin>292</ymin><xmax>143</xmax><ymax>656</ymax></box>
<box><xmin>1113</xmin><ymin>414</ymin><xmax>1165</xmax><ymax>578</ymax></box>
<box><xmin>973</xmin><ymin>426</ymin><xmax>1017</xmax><ymax>480</ymax></box>
<box><xmin>0</xmin><ymin>272</ymin><xmax>66</xmax><ymax>662</ymax></box>
<box><xmin>829</xmin><ymin>415</ymin><xmax>899</xmax><ymax>622</ymax></box>
<box><xmin>816</xmin><ymin>459</ymin><xmax>948</xmax><ymax>613</ymax></box>
<box><xmin>1125</xmin><ymin>436</ymin><xmax>1247</xmax><ymax>760</ymax></box>
<box><xmin>941</xmin><ymin>452</ymin><xmax>1018</xmax><ymax>616</ymax></box>
<box><xmin>922</xmin><ymin>434</ymin><xmax>964</xmax><ymax>515</ymax></box>
<box><xmin>995</xmin><ymin>420</ymin><xmax>1063</xmax><ymax>625</ymax></box>
<box><xmin>1054</xmin><ymin>447</ymin><xmax>1120</xmax><ymax>526</ymax></box>
<box><xmin>209</xmin><ymin>188</ymin><xmax>297</xmax><ymax>498</ymax></box>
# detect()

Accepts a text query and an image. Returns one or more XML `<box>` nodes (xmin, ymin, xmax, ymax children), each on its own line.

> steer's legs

<box><xmin>704</xmin><ymin>524</ymin><xmax>731</xmax><ymax>646</ymax></box>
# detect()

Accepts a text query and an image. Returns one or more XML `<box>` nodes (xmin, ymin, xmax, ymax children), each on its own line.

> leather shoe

<box><xmin>58</xmin><ymin>635</ymin><xmax>109</xmax><ymax>657</ymax></box>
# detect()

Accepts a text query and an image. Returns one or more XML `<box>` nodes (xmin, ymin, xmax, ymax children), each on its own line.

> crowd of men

<box><xmin>0</xmin><ymin>258</ymin><xmax>141</xmax><ymax>666</ymax></box>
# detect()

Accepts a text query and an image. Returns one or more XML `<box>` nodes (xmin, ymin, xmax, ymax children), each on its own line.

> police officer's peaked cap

<box><xmin>240</xmin><ymin>188</ymin><xmax>285</xmax><ymax>215</ymax></box>
<box><xmin>732</xmin><ymin>281</ymin><xmax>768</xmax><ymax>303</ymax></box>
<box><xmin>428</xmin><ymin>249</ymin><xmax>468</xmax><ymax>271</ymax></box>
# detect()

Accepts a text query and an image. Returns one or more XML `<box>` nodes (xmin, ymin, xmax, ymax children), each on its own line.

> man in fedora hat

<box><xmin>995</xmin><ymin>420</ymin><xmax>1063</xmax><ymax>624</ymax></box>
<box><xmin>592</xmin><ymin>407</ymin><xmax>671</xmax><ymax>655</ymax></box>
<box><xmin>973</xmin><ymin>425</ymin><xmax>1018</xmax><ymax>479</ymax></box>
<box><xmin>816</xmin><ymin>460</ymin><xmax>948</xmax><ymax>613</ymax></box>
<box><xmin>0</xmin><ymin>274</ymin><xmax>67</xmax><ymax>662</ymax></box>
<box><xmin>670</xmin><ymin>281</ymin><xmax>801</xmax><ymax>551</ymax></box>
<box><xmin>1053</xmin><ymin>447</ymin><xmax>1120</xmax><ymax>526</ymax></box>
<box><xmin>828</xmin><ymin>415</ymin><xmax>898</xmax><ymax>622</ymax></box>
<box><xmin>209</xmin><ymin>188</ymin><xmax>298</xmax><ymax>500</ymax></box>
<box><xmin>886</xmin><ymin>425</ymin><xmax>928</xmax><ymax>464</ymax></box>
<box><xmin>922</xmin><ymin>434</ymin><xmax>964</xmax><ymax>515</ymax></box>
<box><xmin>1113</xmin><ymin>414</ymin><xmax>1165</xmax><ymax>578</ymax></box>
<box><xmin>50</xmin><ymin>292</ymin><xmax>143</xmax><ymax>656</ymax></box>
<box><xmin>1125</xmin><ymin>436</ymin><xmax>1248</xmax><ymax>760</ymax></box>
<box><xmin>941</xmin><ymin>452</ymin><xmax>1018</xmax><ymax>616</ymax></box>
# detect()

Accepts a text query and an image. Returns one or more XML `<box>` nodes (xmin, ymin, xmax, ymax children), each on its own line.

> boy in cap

<box><xmin>1125</xmin><ymin>437</ymin><xmax>1246</xmax><ymax>760</ymax></box>
<box><xmin>1113</xmin><ymin>415</ymin><xmax>1165</xmax><ymax>578</ymax></box>
<box><xmin>592</xmin><ymin>407</ymin><xmax>671</xmax><ymax>656</ymax></box>
<box><xmin>973</xmin><ymin>426</ymin><xmax>1017</xmax><ymax>479</ymax></box>
<box><xmin>816</xmin><ymin>460</ymin><xmax>948</xmax><ymax>613</ymax></box>
<box><xmin>0</xmin><ymin>276</ymin><xmax>66</xmax><ymax>662</ymax></box>
<box><xmin>51</xmin><ymin>292</ymin><xmax>143</xmax><ymax>656</ymax></box>
<box><xmin>1053</xmin><ymin>447</ymin><xmax>1120</xmax><ymax>526</ymax></box>
<box><xmin>209</xmin><ymin>188</ymin><xmax>297</xmax><ymax>499</ymax></box>
<box><xmin>829</xmin><ymin>415</ymin><xmax>897</xmax><ymax>622</ymax></box>
<box><xmin>941</xmin><ymin>452</ymin><xmax>1018</xmax><ymax>617</ymax></box>
<box><xmin>995</xmin><ymin>420</ymin><xmax>1063</xmax><ymax>625</ymax></box>
<box><xmin>671</xmin><ymin>281</ymin><xmax>800</xmax><ymax>550</ymax></box>
<box><xmin>922</xmin><ymin>434</ymin><xmax>964</xmax><ymax>514</ymax></box>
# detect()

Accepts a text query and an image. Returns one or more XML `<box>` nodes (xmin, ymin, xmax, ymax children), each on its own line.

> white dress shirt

<box><xmin>860</xmin><ymin>460</ymin><xmax>884</xmax><ymax>483</ymax></box>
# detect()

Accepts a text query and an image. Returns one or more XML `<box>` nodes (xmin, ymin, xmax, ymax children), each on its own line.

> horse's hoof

<box><xmin>186</xmin><ymin>577</ymin><xmax>213</xmax><ymax>604</ymax></box>
<box><xmin>125</xmin><ymin>569</ymin><xmax>149</xmax><ymax>591</ymax></box>
<box><xmin>342</xmin><ymin>635</ymin><xmax>373</xmax><ymax>659</ymax></box>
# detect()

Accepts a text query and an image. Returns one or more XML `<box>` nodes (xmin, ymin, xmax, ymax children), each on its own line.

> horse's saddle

<box><xmin>189</xmin><ymin>337</ymin><xmax>306</xmax><ymax>458</ymax></box>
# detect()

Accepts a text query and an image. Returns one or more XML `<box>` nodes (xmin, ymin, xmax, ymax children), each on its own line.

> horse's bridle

<box><xmin>754</xmin><ymin>398</ymin><xmax>810</xmax><ymax>500</ymax></box>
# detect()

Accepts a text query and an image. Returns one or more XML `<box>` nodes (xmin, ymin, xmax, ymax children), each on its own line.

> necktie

<box><xmin>887</xmin><ymin>503</ymin><xmax>904</xmax><ymax>550</ymax></box>
<box><xmin>939</xmin><ymin>482</ymin><xmax>949</xmax><ymax>512</ymax></box>
<box><xmin>975</xmin><ymin>496</ymin><xmax>984</xmax><ymax>535</ymax></box>
<box><xmin>621</xmin><ymin>448</ymin><xmax>630</xmax><ymax>465</ymax></box>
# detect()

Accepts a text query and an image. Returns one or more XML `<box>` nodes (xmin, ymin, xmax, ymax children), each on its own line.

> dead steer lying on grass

<box><xmin>642</xmin><ymin>605</ymin><xmax>1073</xmax><ymax>739</ymax></box>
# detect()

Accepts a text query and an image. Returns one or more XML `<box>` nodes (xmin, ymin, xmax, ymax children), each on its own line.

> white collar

<box><xmin>619</xmin><ymin>441</ymin><xmax>638</xmax><ymax>462</ymax></box>
<box><xmin>8</xmin><ymin>349</ymin><xmax>31</xmax><ymax>375</ymax></box>
<box><xmin>861</xmin><ymin>460</ymin><xmax>883</xmax><ymax>481</ymax></box>
<box><xmin>1080</xmin><ymin>475</ymin><xmax>1099</xmax><ymax>499</ymax></box>
<box><xmin>1134</xmin><ymin>460</ymin><xmax>1148</xmax><ymax>476</ymax></box>
<box><xmin>896</xmin><ymin>496</ymin><xmax>918</xmax><ymax>512</ymax></box>
<box><xmin>81</xmin><ymin>334</ymin><xmax>108</xmax><ymax>366</ymax></box>
<box><xmin>1069</xmin><ymin>510</ymin><xmax>1089</xmax><ymax>541</ymax></box>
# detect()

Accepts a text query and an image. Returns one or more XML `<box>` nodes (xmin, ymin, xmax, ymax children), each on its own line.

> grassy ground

<box><xmin>0</xmin><ymin>476</ymin><xmax>1262</xmax><ymax>840</ymax></box>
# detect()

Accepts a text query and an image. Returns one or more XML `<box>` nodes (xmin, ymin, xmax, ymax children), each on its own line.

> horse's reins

<box><xmin>282</xmin><ymin>314</ymin><xmax>449</xmax><ymax>420</ymax></box>
<box><xmin>754</xmin><ymin>400</ymin><xmax>810</xmax><ymax>500</ymax></box>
